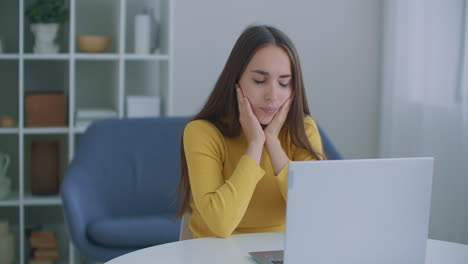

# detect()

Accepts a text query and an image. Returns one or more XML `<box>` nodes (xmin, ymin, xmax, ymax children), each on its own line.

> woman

<box><xmin>177</xmin><ymin>25</ymin><xmax>325</xmax><ymax>238</ymax></box>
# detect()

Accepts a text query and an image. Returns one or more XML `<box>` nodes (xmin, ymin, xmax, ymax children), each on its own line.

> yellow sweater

<box><xmin>183</xmin><ymin>116</ymin><xmax>323</xmax><ymax>238</ymax></box>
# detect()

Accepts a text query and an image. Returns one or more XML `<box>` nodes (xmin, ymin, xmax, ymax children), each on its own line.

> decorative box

<box><xmin>25</xmin><ymin>92</ymin><xmax>66</xmax><ymax>127</ymax></box>
<box><xmin>126</xmin><ymin>96</ymin><xmax>160</xmax><ymax>117</ymax></box>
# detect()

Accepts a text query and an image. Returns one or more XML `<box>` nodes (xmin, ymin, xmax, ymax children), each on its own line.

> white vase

<box><xmin>134</xmin><ymin>14</ymin><xmax>151</xmax><ymax>54</ymax></box>
<box><xmin>30</xmin><ymin>23</ymin><xmax>60</xmax><ymax>54</ymax></box>
<box><xmin>134</xmin><ymin>7</ymin><xmax>160</xmax><ymax>54</ymax></box>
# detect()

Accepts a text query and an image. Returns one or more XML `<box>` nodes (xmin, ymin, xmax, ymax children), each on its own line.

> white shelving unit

<box><xmin>0</xmin><ymin>0</ymin><xmax>173</xmax><ymax>263</ymax></box>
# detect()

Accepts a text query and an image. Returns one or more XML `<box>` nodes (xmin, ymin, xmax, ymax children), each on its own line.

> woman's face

<box><xmin>238</xmin><ymin>45</ymin><xmax>293</xmax><ymax>125</ymax></box>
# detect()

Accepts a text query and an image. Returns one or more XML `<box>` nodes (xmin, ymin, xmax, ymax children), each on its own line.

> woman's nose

<box><xmin>265</xmin><ymin>83</ymin><xmax>278</xmax><ymax>101</ymax></box>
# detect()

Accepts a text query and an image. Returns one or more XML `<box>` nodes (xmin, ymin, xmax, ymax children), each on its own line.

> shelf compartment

<box><xmin>125</xmin><ymin>0</ymin><xmax>170</xmax><ymax>55</ymax></box>
<box><xmin>125</xmin><ymin>60</ymin><xmax>167</xmax><ymax>116</ymax></box>
<box><xmin>24</xmin><ymin>206</ymin><xmax>69</xmax><ymax>264</ymax></box>
<box><xmin>24</xmin><ymin>61</ymin><xmax>70</xmax><ymax>94</ymax></box>
<box><xmin>0</xmin><ymin>0</ymin><xmax>20</xmax><ymax>54</ymax></box>
<box><xmin>0</xmin><ymin>207</ymin><xmax>20</xmax><ymax>264</ymax></box>
<box><xmin>75</xmin><ymin>61</ymin><xmax>120</xmax><ymax>117</ymax></box>
<box><xmin>23</xmin><ymin>0</ymin><xmax>71</xmax><ymax>54</ymax></box>
<box><xmin>125</xmin><ymin>60</ymin><xmax>162</xmax><ymax>96</ymax></box>
<box><xmin>75</xmin><ymin>0</ymin><xmax>120</xmax><ymax>54</ymax></box>
<box><xmin>23</xmin><ymin>135</ymin><xmax>68</xmax><ymax>198</ymax></box>
<box><xmin>24</xmin><ymin>60</ymin><xmax>70</xmax><ymax>128</ymax></box>
<box><xmin>0</xmin><ymin>60</ymin><xmax>19</xmax><ymax>128</ymax></box>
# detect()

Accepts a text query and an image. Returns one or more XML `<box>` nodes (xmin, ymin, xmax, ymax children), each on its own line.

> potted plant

<box><xmin>25</xmin><ymin>0</ymin><xmax>69</xmax><ymax>54</ymax></box>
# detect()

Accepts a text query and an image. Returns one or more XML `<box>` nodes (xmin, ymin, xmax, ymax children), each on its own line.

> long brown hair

<box><xmin>176</xmin><ymin>25</ymin><xmax>324</xmax><ymax>217</ymax></box>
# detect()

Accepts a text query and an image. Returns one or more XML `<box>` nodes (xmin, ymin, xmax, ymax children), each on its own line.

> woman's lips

<box><xmin>260</xmin><ymin>107</ymin><xmax>279</xmax><ymax>115</ymax></box>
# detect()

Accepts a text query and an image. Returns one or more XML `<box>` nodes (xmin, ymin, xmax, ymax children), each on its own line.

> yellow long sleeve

<box><xmin>275</xmin><ymin>117</ymin><xmax>324</xmax><ymax>199</ymax></box>
<box><xmin>183</xmin><ymin>116</ymin><xmax>323</xmax><ymax>238</ymax></box>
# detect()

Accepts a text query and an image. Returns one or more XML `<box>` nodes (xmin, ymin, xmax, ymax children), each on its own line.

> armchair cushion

<box><xmin>88</xmin><ymin>214</ymin><xmax>181</xmax><ymax>248</ymax></box>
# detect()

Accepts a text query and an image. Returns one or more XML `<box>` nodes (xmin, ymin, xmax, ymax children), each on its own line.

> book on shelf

<box><xmin>29</xmin><ymin>237</ymin><xmax>57</xmax><ymax>249</ymax></box>
<box><xmin>30</xmin><ymin>231</ymin><xmax>55</xmax><ymax>241</ymax></box>
<box><xmin>76</xmin><ymin>108</ymin><xmax>117</xmax><ymax>119</ymax></box>
<box><xmin>33</xmin><ymin>248</ymin><xmax>59</xmax><ymax>260</ymax></box>
<box><xmin>29</xmin><ymin>231</ymin><xmax>59</xmax><ymax>262</ymax></box>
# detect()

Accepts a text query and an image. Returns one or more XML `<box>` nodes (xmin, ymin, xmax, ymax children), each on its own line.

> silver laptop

<box><xmin>250</xmin><ymin>157</ymin><xmax>433</xmax><ymax>264</ymax></box>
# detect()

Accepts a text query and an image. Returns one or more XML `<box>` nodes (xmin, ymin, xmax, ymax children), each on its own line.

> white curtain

<box><xmin>380</xmin><ymin>0</ymin><xmax>468</xmax><ymax>244</ymax></box>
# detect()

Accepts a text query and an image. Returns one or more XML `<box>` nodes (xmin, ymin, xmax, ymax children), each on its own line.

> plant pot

<box><xmin>30</xmin><ymin>23</ymin><xmax>60</xmax><ymax>54</ymax></box>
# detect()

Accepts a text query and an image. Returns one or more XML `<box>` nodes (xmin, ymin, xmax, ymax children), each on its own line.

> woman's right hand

<box><xmin>236</xmin><ymin>85</ymin><xmax>265</xmax><ymax>144</ymax></box>
<box><xmin>236</xmin><ymin>85</ymin><xmax>264</xmax><ymax>163</ymax></box>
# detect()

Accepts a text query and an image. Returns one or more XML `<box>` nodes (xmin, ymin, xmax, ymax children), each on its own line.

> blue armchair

<box><xmin>61</xmin><ymin>117</ymin><xmax>342</xmax><ymax>262</ymax></box>
<box><xmin>317</xmin><ymin>125</ymin><xmax>343</xmax><ymax>160</ymax></box>
<box><xmin>61</xmin><ymin>117</ymin><xmax>188</xmax><ymax>262</ymax></box>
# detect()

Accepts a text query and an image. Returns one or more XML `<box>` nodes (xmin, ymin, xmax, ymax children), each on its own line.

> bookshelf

<box><xmin>0</xmin><ymin>0</ymin><xmax>173</xmax><ymax>263</ymax></box>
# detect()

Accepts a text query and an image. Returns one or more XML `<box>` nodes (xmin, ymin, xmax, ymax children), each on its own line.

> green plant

<box><xmin>25</xmin><ymin>0</ymin><xmax>69</xmax><ymax>24</ymax></box>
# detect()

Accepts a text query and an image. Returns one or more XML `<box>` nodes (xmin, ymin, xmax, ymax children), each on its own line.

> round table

<box><xmin>106</xmin><ymin>232</ymin><xmax>468</xmax><ymax>264</ymax></box>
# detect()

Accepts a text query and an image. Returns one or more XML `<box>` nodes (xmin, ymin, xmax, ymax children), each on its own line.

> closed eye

<box><xmin>279</xmin><ymin>76</ymin><xmax>291</xmax><ymax>87</ymax></box>
<box><xmin>254</xmin><ymin>79</ymin><xmax>265</xmax><ymax>84</ymax></box>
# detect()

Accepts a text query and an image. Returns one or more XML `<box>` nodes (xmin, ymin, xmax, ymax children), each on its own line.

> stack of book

<box><xmin>29</xmin><ymin>231</ymin><xmax>59</xmax><ymax>264</ymax></box>
<box><xmin>75</xmin><ymin>108</ymin><xmax>118</xmax><ymax>130</ymax></box>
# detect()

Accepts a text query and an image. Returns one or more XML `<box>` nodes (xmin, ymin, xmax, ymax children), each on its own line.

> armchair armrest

<box><xmin>61</xmin><ymin>164</ymin><xmax>128</xmax><ymax>261</ymax></box>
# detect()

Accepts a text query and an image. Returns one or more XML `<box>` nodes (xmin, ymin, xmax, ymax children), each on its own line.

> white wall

<box><xmin>172</xmin><ymin>0</ymin><xmax>383</xmax><ymax>159</ymax></box>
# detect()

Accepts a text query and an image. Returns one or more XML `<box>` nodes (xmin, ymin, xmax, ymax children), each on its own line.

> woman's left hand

<box><xmin>264</xmin><ymin>98</ymin><xmax>292</xmax><ymax>142</ymax></box>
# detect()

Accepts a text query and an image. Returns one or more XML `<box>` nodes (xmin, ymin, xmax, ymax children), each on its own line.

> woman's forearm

<box><xmin>265</xmin><ymin>137</ymin><xmax>289</xmax><ymax>175</ymax></box>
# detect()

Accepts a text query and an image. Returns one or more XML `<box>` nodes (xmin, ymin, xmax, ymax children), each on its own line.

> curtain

<box><xmin>380</xmin><ymin>0</ymin><xmax>468</xmax><ymax>244</ymax></box>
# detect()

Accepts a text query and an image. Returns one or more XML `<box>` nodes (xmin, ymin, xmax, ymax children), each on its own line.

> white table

<box><xmin>106</xmin><ymin>232</ymin><xmax>468</xmax><ymax>264</ymax></box>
